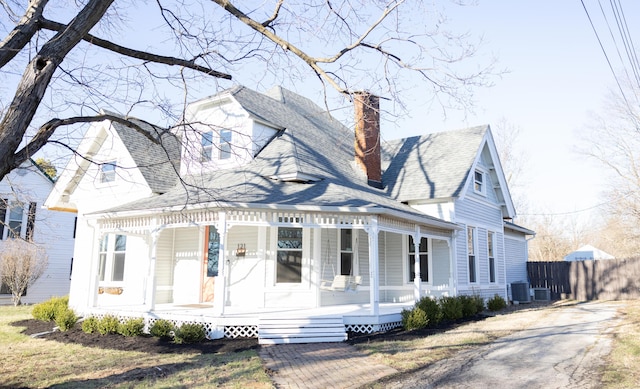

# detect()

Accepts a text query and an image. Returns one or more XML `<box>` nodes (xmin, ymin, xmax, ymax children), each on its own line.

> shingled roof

<box><xmin>98</xmin><ymin>86</ymin><xmax>489</xmax><ymax>227</ymax></box>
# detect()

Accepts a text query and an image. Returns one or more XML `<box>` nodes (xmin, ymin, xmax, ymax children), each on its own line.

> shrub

<box><xmin>459</xmin><ymin>295</ymin><xmax>485</xmax><ymax>317</ymax></box>
<box><xmin>416</xmin><ymin>296</ymin><xmax>442</xmax><ymax>326</ymax></box>
<box><xmin>32</xmin><ymin>296</ymin><xmax>69</xmax><ymax>322</ymax></box>
<box><xmin>81</xmin><ymin>316</ymin><xmax>99</xmax><ymax>334</ymax></box>
<box><xmin>55</xmin><ymin>308</ymin><xmax>77</xmax><ymax>331</ymax></box>
<box><xmin>439</xmin><ymin>296</ymin><xmax>463</xmax><ymax>321</ymax></box>
<box><xmin>97</xmin><ymin>315</ymin><xmax>120</xmax><ymax>335</ymax></box>
<box><xmin>487</xmin><ymin>294</ymin><xmax>507</xmax><ymax>312</ymax></box>
<box><xmin>150</xmin><ymin>319</ymin><xmax>174</xmax><ymax>339</ymax></box>
<box><xmin>118</xmin><ymin>318</ymin><xmax>145</xmax><ymax>337</ymax></box>
<box><xmin>173</xmin><ymin>323</ymin><xmax>206</xmax><ymax>344</ymax></box>
<box><xmin>471</xmin><ymin>295</ymin><xmax>485</xmax><ymax>314</ymax></box>
<box><xmin>401</xmin><ymin>307</ymin><xmax>429</xmax><ymax>330</ymax></box>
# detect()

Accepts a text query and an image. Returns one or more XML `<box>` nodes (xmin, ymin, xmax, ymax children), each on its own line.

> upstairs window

<box><xmin>201</xmin><ymin>131</ymin><xmax>213</xmax><ymax>161</ymax></box>
<box><xmin>474</xmin><ymin>170</ymin><xmax>484</xmax><ymax>194</ymax></box>
<box><xmin>0</xmin><ymin>200</ymin><xmax>36</xmax><ymax>240</ymax></box>
<box><xmin>219</xmin><ymin>129</ymin><xmax>232</xmax><ymax>160</ymax></box>
<box><xmin>100</xmin><ymin>161</ymin><xmax>116</xmax><ymax>183</ymax></box>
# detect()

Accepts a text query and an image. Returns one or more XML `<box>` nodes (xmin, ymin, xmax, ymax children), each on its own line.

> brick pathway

<box><xmin>259</xmin><ymin>342</ymin><xmax>398</xmax><ymax>389</ymax></box>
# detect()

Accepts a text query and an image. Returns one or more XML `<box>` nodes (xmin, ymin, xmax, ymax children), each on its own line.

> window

<box><xmin>488</xmin><ymin>231</ymin><xmax>496</xmax><ymax>283</ymax></box>
<box><xmin>100</xmin><ymin>161</ymin><xmax>116</xmax><ymax>183</ymax></box>
<box><xmin>201</xmin><ymin>131</ymin><xmax>213</xmax><ymax>161</ymax></box>
<box><xmin>98</xmin><ymin>234</ymin><xmax>127</xmax><ymax>283</ymax></box>
<box><xmin>339</xmin><ymin>229</ymin><xmax>353</xmax><ymax>276</ymax></box>
<box><xmin>0</xmin><ymin>200</ymin><xmax>35</xmax><ymax>240</ymax></box>
<box><xmin>408</xmin><ymin>235</ymin><xmax>429</xmax><ymax>282</ymax></box>
<box><xmin>474</xmin><ymin>170</ymin><xmax>484</xmax><ymax>194</ymax></box>
<box><xmin>276</xmin><ymin>227</ymin><xmax>302</xmax><ymax>283</ymax></box>
<box><xmin>467</xmin><ymin>226</ymin><xmax>477</xmax><ymax>283</ymax></box>
<box><xmin>206</xmin><ymin>226</ymin><xmax>220</xmax><ymax>277</ymax></box>
<box><xmin>219</xmin><ymin>129</ymin><xmax>232</xmax><ymax>159</ymax></box>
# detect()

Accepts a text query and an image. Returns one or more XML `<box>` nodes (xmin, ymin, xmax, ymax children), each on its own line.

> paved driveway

<box><xmin>384</xmin><ymin>301</ymin><xmax>621</xmax><ymax>389</ymax></box>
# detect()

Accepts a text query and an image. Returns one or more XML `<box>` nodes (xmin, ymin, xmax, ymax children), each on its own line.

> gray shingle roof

<box><xmin>110</xmin><ymin>117</ymin><xmax>181</xmax><ymax>194</ymax></box>
<box><xmin>100</xmin><ymin>87</ymin><xmax>487</xmax><ymax>227</ymax></box>
<box><xmin>382</xmin><ymin>125</ymin><xmax>488</xmax><ymax>201</ymax></box>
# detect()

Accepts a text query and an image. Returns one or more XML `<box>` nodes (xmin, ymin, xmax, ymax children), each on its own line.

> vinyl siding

<box><xmin>432</xmin><ymin>239</ymin><xmax>450</xmax><ymax>287</ymax></box>
<box><xmin>155</xmin><ymin>229</ymin><xmax>176</xmax><ymax>304</ymax></box>
<box><xmin>172</xmin><ymin>227</ymin><xmax>201</xmax><ymax>304</ymax></box>
<box><xmin>227</xmin><ymin>226</ymin><xmax>264</xmax><ymax>308</ymax></box>
<box><xmin>505</xmin><ymin>234</ymin><xmax>528</xmax><ymax>284</ymax></box>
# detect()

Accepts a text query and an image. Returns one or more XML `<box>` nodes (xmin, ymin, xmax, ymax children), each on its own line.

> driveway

<box><xmin>383</xmin><ymin>301</ymin><xmax>621</xmax><ymax>389</ymax></box>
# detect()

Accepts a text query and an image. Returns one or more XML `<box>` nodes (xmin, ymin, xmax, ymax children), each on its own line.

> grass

<box><xmin>602</xmin><ymin>299</ymin><xmax>640</xmax><ymax>388</ymax></box>
<box><xmin>355</xmin><ymin>303</ymin><xmax>557</xmax><ymax>371</ymax></box>
<box><xmin>0</xmin><ymin>306</ymin><xmax>272</xmax><ymax>389</ymax></box>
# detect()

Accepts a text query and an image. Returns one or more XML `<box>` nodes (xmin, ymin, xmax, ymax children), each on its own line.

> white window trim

<box><xmin>98</xmin><ymin>160</ymin><xmax>117</xmax><ymax>185</ymax></box>
<box><xmin>337</xmin><ymin>229</ymin><xmax>358</xmax><ymax>276</ymax></box>
<box><xmin>405</xmin><ymin>235</ymin><xmax>432</xmax><ymax>284</ymax></box>
<box><xmin>219</xmin><ymin>129</ymin><xmax>232</xmax><ymax>160</ymax></box>
<box><xmin>98</xmin><ymin>234</ymin><xmax>127</xmax><ymax>286</ymax></box>
<box><xmin>1</xmin><ymin>201</ymin><xmax>27</xmax><ymax>240</ymax></box>
<box><xmin>271</xmin><ymin>226</ymin><xmax>310</xmax><ymax>288</ymax></box>
<box><xmin>473</xmin><ymin>168</ymin><xmax>487</xmax><ymax>196</ymax></box>
<box><xmin>487</xmin><ymin>230</ymin><xmax>496</xmax><ymax>283</ymax></box>
<box><xmin>467</xmin><ymin>226</ymin><xmax>478</xmax><ymax>284</ymax></box>
<box><xmin>201</xmin><ymin>131</ymin><xmax>214</xmax><ymax>162</ymax></box>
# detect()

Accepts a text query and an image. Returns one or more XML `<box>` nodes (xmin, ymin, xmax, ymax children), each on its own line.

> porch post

<box><xmin>366</xmin><ymin>217</ymin><xmax>380</xmax><ymax>316</ymax></box>
<box><xmin>145</xmin><ymin>219</ymin><xmax>161</xmax><ymax>311</ymax></box>
<box><xmin>413</xmin><ymin>226</ymin><xmax>421</xmax><ymax>302</ymax></box>
<box><xmin>87</xmin><ymin>220</ymin><xmax>103</xmax><ymax>309</ymax></box>
<box><xmin>213</xmin><ymin>211</ymin><xmax>227</xmax><ymax>316</ymax></box>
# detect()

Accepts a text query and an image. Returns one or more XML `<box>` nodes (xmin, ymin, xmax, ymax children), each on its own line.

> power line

<box><xmin>580</xmin><ymin>0</ymin><xmax>634</xmax><ymax>111</ymax></box>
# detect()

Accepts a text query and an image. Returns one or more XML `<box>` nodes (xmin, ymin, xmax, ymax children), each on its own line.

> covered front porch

<box><xmin>86</xmin><ymin>206</ymin><xmax>458</xmax><ymax>342</ymax></box>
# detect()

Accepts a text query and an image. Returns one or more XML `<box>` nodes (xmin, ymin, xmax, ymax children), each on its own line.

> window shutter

<box><xmin>26</xmin><ymin>202</ymin><xmax>37</xmax><ymax>241</ymax></box>
<box><xmin>0</xmin><ymin>199</ymin><xmax>7</xmax><ymax>239</ymax></box>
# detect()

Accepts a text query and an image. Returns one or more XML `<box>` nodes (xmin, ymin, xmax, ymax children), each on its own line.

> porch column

<box><xmin>213</xmin><ymin>211</ymin><xmax>227</xmax><ymax>316</ymax></box>
<box><xmin>87</xmin><ymin>220</ymin><xmax>103</xmax><ymax>309</ymax></box>
<box><xmin>449</xmin><ymin>232</ymin><xmax>457</xmax><ymax>296</ymax></box>
<box><xmin>366</xmin><ymin>217</ymin><xmax>380</xmax><ymax>316</ymax></box>
<box><xmin>413</xmin><ymin>226</ymin><xmax>421</xmax><ymax>302</ymax></box>
<box><xmin>144</xmin><ymin>220</ymin><xmax>161</xmax><ymax>311</ymax></box>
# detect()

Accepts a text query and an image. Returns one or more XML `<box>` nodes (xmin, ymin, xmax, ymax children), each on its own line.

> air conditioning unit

<box><xmin>532</xmin><ymin>287</ymin><xmax>551</xmax><ymax>301</ymax></box>
<box><xmin>511</xmin><ymin>282</ymin><xmax>531</xmax><ymax>303</ymax></box>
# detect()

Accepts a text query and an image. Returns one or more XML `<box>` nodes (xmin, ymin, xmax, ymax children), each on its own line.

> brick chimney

<box><xmin>354</xmin><ymin>92</ymin><xmax>382</xmax><ymax>188</ymax></box>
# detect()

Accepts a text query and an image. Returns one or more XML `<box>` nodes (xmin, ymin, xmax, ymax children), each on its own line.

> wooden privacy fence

<box><xmin>527</xmin><ymin>258</ymin><xmax>640</xmax><ymax>301</ymax></box>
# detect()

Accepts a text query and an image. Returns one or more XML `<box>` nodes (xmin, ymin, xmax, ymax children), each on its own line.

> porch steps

<box><xmin>258</xmin><ymin>316</ymin><xmax>347</xmax><ymax>344</ymax></box>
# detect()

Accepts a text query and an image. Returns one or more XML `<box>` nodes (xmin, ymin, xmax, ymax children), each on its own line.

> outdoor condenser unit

<box><xmin>511</xmin><ymin>281</ymin><xmax>531</xmax><ymax>303</ymax></box>
<box><xmin>532</xmin><ymin>287</ymin><xmax>551</xmax><ymax>301</ymax></box>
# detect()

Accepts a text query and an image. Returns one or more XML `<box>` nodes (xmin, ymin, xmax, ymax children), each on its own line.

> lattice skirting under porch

<box><xmin>345</xmin><ymin>321</ymin><xmax>403</xmax><ymax>334</ymax></box>
<box><xmin>83</xmin><ymin>311</ymin><xmax>401</xmax><ymax>339</ymax></box>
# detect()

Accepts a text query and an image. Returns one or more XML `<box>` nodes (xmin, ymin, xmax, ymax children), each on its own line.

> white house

<box><xmin>0</xmin><ymin>160</ymin><xmax>76</xmax><ymax>305</ymax></box>
<box><xmin>45</xmin><ymin>86</ymin><xmax>534</xmax><ymax>343</ymax></box>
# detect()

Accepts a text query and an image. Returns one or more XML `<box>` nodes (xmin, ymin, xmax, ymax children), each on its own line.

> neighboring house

<box><xmin>0</xmin><ymin>160</ymin><xmax>76</xmax><ymax>305</ymax></box>
<box><xmin>564</xmin><ymin>245</ymin><xmax>615</xmax><ymax>261</ymax></box>
<box><xmin>45</xmin><ymin>86</ymin><xmax>533</xmax><ymax>343</ymax></box>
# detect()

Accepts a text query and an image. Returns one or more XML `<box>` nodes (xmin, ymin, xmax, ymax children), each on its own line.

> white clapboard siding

<box><xmin>258</xmin><ymin>316</ymin><xmax>347</xmax><ymax>344</ymax></box>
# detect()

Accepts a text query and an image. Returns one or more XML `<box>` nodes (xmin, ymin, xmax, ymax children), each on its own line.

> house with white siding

<box><xmin>0</xmin><ymin>160</ymin><xmax>76</xmax><ymax>305</ymax></box>
<box><xmin>45</xmin><ymin>86</ymin><xmax>533</xmax><ymax>343</ymax></box>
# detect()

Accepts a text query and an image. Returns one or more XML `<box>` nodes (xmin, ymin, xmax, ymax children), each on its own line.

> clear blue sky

<box><xmin>385</xmin><ymin>1</ymin><xmax>639</xmax><ymax>224</ymax></box>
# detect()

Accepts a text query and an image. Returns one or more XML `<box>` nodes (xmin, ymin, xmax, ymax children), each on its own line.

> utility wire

<box><xmin>608</xmin><ymin>0</ymin><xmax>640</xmax><ymax>93</ymax></box>
<box><xmin>581</xmin><ymin>0</ymin><xmax>633</xmax><ymax>111</ymax></box>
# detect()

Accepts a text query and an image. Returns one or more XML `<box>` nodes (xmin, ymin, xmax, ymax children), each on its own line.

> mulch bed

<box><xmin>11</xmin><ymin>301</ymin><xmax>552</xmax><ymax>353</ymax></box>
<box><xmin>11</xmin><ymin>319</ymin><xmax>259</xmax><ymax>354</ymax></box>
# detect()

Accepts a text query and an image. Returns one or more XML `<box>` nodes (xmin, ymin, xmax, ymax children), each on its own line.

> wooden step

<box><xmin>258</xmin><ymin>316</ymin><xmax>347</xmax><ymax>344</ymax></box>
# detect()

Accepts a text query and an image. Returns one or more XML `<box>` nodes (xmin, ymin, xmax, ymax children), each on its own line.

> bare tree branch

<box><xmin>0</xmin><ymin>0</ymin><xmax>49</xmax><ymax>68</ymax></box>
<box><xmin>38</xmin><ymin>18</ymin><xmax>232</xmax><ymax>79</ymax></box>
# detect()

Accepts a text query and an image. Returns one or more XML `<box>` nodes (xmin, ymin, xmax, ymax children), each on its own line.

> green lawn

<box><xmin>0</xmin><ymin>306</ymin><xmax>273</xmax><ymax>389</ymax></box>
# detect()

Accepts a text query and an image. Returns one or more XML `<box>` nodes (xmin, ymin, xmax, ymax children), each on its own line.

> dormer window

<box><xmin>474</xmin><ymin>170</ymin><xmax>484</xmax><ymax>194</ymax></box>
<box><xmin>201</xmin><ymin>131</ymin><xmax>213</xmax><ymax>161</ymax></box>
<box><xmin>219</xmin><ymin>129</ymin><xmax>232</xmax><ymax>159</ymax></box>
<box><xmin>201</xmin><ymin>130</ymin><xmax>232</xmax><ymax>161</ymax></box>
<box><xmin>100</xmin><ymin>161</ymin><xmax>116</xmax><ymax>183</ymax></box>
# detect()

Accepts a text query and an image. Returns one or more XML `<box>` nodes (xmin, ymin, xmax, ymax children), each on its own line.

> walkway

<box><xmin>259</xmin><ymin>342</ymin><xmax>397</xmax><ymax>389</ymax></box>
